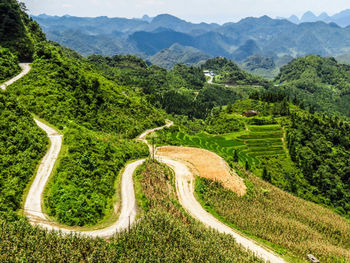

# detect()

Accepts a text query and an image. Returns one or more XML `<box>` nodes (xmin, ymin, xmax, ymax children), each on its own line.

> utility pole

<box><xmin>152</xmin><ymin>136</ymin><xmax>155</xmax><ymax>161</ymax></box>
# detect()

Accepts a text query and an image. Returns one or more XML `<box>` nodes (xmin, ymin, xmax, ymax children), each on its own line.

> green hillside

<box><xmin>201</xmin><ymin>57</ymin><xmax>269</xmax><ymax>86</ymax></box>
<box><xmin>149</xmin><ymin>43</ymin><xmax>211</xmax><ymax>69</ymax></box>
<box><xmin>0</xmin><ymin>47</ymin><xmax>20</xmax><ymax>82</ymax></box>
<box><xmin>275</xmin><ymin>55</ymin><xmax>350</xmax><ymax>117</ymax></box>
<box><xmin>88</xmin><ymin>54</ymin><xmax>262</xmax><ymax>119</ymax></box>
<box><xmin>0</xmin><ymin>0</ymin><xmax>45</xmax><ymax>60</ymax></box>
<box><xmin>0</xmin><ymin>94</ymin><xmax>48</xmax><ymax>213</ymax></box>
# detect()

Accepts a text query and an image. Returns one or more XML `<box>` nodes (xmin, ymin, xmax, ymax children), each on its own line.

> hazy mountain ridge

<box><xmin>149</xmin><ymin>43</ymin><xmax>211</xmax><ymax>69</ymax></box>
<box><xmin>32</xmin><ymin>13</ymin><xmax>350</xmax><ymax>65</ymax></box>
<box><xmin>282</xmin><ymin>9</ymin><xmax>350</xmax><ymax>27</ymax></box>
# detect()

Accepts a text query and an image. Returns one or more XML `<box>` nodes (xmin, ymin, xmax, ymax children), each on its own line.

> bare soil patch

<box><xmin>157</xmin><ymin>146</ymin><xmax>246</xmax><ymax>196</ymax></box>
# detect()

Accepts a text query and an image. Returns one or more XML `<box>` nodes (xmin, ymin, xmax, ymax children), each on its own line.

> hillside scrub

<box><xmin>275</xmin><ymin>55</ymin><xmax>350</xmax><ymax>116</ymax></box>
<box><xmin>0</xmin><ymin>47</ymin><xmax>20</xmax><ymax>82</ymax></box>
<box><xmin>195</xmin><ymin>170</ymin><xmax>350</xmax><ymax>262</ymax></box>
<box><xmin>0</xmin><ymin>94</ymin><xmax>48</xmax><ymax>212</ymax></box>
<box><xmin>44</xmin><ymin>124</ymin><xmax>149</xmax><ymax>226</ymax></box>
<box><xmin>8</xmin><ymin>43</ymin><xmax>166</xmax><ymax>138</ymax></box>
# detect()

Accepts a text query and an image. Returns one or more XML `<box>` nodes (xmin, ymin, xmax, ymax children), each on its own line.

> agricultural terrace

<box><xmin>154</xmin><ymin>123</ymin><xmax>285</xmax><ymax>170</ymax></box>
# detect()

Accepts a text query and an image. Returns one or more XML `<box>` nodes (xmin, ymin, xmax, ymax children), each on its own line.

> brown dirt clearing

<box><xmin>157</xmin><ymin>146</ymin><xmax>246</xmax><ymax>196</ymax></box>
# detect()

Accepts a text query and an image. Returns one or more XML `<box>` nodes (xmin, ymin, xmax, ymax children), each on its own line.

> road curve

<box><xmin>158</xmin><ymin>156</ymin><xmax>286</xmax><ymax>263</ymax></box>
<box><xmin>1</xmin><ymin>63</ymin><xmax>31</xmax><ymax>90</ymax></box>
<box><xmin>2</xmin><ymin>64</ymin><xmax>144</xmax><ymax>237</ymax></box>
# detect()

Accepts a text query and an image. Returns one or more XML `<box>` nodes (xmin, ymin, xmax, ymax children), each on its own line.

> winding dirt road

<box><xmin>159</xmin><ymin>157</ymin><xmax>286</xmax><ymax>263</ymax></box>
<box><xmin>1</xmin><ymin>63</ymin><xmax>31</xmax><ymax>90</ymax></box>
<box><xmin>5</xmin><ymin>64</ymin><xmax>286</xmax><ymax>261</ymax></box>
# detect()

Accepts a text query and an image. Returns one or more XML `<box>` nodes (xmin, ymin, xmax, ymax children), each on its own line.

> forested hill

<box><xmin>0</xmin><ymin>0</ymin><xmax>45</xmax><ymax>60</ymax></box>
<box><xmin>201</xmin><ymin>57</ymin><xmax>269</xmax><ymax>86</ymax></box>
<box><xmin>0</xmin><ymin>47</ymin><xmax>20</xmax><ymax>82</ymax></box>
<box><xmin>274</xmin><ymin>55</ymin><xmax>350</xmax><ymax>117</ymax></box>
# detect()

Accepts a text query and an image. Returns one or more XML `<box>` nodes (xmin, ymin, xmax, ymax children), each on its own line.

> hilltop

<box><xmin>274</xmin><ymin>55</ymin><xmax>350</xmax><ymax>117</ymax></box>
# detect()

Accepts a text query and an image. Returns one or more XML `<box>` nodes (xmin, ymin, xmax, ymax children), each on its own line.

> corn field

<box><xmin>195</xmin><ymin>165</ymin><xmax>350</xmax><ymax>263</ymax></box>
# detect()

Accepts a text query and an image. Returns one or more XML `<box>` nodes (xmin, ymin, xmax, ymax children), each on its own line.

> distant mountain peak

<box><xmin>288</xmin><ymin>15</ymin><xmax>299</xmax><ymax>24</ymax></box>
<box><xmin>284</xmin><ymin>9</ymin><xmax>350</xmax><ymax>27</ymax></box>
<box><xmin>301</xmin><ymin>11</ymin><xmax>317</xmax><ymax>22</ymax></box>
<box><xmin>152</xmin><ymin>14</ymin><xmax>185</xmax><ymax>24</ymax></box>
<box><xmin>141</xmin><ymin>15</ymin><xmax>153</xmax><ymax>23</ymax></box>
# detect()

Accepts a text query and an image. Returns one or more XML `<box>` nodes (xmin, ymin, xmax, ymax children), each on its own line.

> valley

<box><xmin>1</xmin><ymin>0</ymin><xmax>350</xmax><ymax>262</ymax></box>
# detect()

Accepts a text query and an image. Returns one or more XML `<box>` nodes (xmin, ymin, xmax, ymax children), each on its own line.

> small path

<box><xmin>1</xmin><ymin>63</ymin><xmax>31</xmax><ymax>90</ymax></box>
<box><xmin>204</xmin><ymin>72</ymin><xmax>214</xmax><ymax>84</ymax></box>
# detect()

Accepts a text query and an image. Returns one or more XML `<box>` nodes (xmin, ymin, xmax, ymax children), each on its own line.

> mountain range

<box><xmin>32</xmin><ymin>13</ymin><xmax>350</xmax><ymax>71</ymax></box>
<box><xmin>282</xmin><ymin>9</ymin><xmax>350</xmax><ymax>27</ymax></box>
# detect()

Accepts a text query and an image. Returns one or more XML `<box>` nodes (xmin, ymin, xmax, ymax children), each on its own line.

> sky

<box><xmin>22</xmin><ymin>0</ymin><xmax>350</xmax><ymax>24</ymax></box>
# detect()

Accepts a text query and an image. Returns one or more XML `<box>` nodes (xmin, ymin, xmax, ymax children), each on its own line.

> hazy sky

<box><xmin>22</xmin><ymin>0</ymin><xmax>350</xmax><ymax>24</ymax></box>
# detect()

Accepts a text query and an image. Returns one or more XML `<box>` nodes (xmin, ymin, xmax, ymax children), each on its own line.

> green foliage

<box><xmin>195</xmin><ymin>175</ymin><xmax>350</xmax><ymax>262</ymax></box>
<box><xmin>8</xmin><ymin>43</ymin><xmax>165</xmax><ymax>139</ymax></box>
<box><xmin>0</xmin><ymin>47</ymin><xmax>20</xmax><ymax>82</ymax></box>
<box><xmin>287</xmin><ymin>110</ymin><xmax>350</xmax><ymax>216</ymax></box>
<box><xmin>275</xmin><ymin>55</ymin><xmax>350</xmax><ymax>116</ymax></box>
<box><xmin>89</xmin><ymin>54</ymin><xmax>255</xmax><ymax>119</ymax></box>
<box><xmin>201</xmin><ymin>57</ymin><xmax>269</xmax><ymax>86</ymax></box>
<box><xmin>0</xmin><ymin>0</ymin><xmax>45</xmax><ymax>60</ymax></box>
<box><xmin>45</xmin><ymin>125</ymin><xmax>148</xmax><ymax>226</ymax></box>
<box><xmin>0</xmin><ymin>93</ymin><xmax>47</xmax><ymax>212</ymax></box>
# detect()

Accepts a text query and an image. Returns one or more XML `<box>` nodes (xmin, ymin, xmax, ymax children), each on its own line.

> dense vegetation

<box><xmin>89</xmin><ymin>54</ymin><xmax>262</xmax><ymax>119</ymax></box>
<box><xmin>0</xmin><ymin>47</ymin><xmax>20</xmax><ymax>82</ymax></box>
<box><xmin>201</xmin><ymin>57</ymin><xmax>269</xmax><ymax>86</ymax></box>
<box><xmin>9</xmin><ymin>44</ymin><xmax>165</xmax><ymax>138</ymax></box>
<box><xmin>275</xmin><ymin>55</ymin><xmax>350</xmax><ymax>117</ymax></box>
<box><xmin>2</xmin><ymin>10</ymin><xmax>167</xmax><ymax>225</ymax></box>
<box><xmin>0</xmin><ymin>94</ymin><xmax>47</xmax><ymax>212</ymax></box>
<box><xmin>195</xmin><ymin>169</ymin><xmax>350</xmax><ymax>262</ymax></box>
<box><xmin>44</xmin><ymin>125</ymin><xmax>148</xmax><ymax>226</ymax></box>
<box><xmin>287</xmin><ymin>110</ymin><xmax>350</xmax><ymax>216</ymax></box>
<box><xmin>0</xmin><ymin>0</ymin><xmax>45</xmax><ymax>60</ymax></box>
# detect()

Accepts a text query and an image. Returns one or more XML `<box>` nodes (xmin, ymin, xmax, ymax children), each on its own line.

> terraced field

<box><xmin>158</xmin><ymin>124</ymin><xmax>285</xmax><ymax>169</ymax></box>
